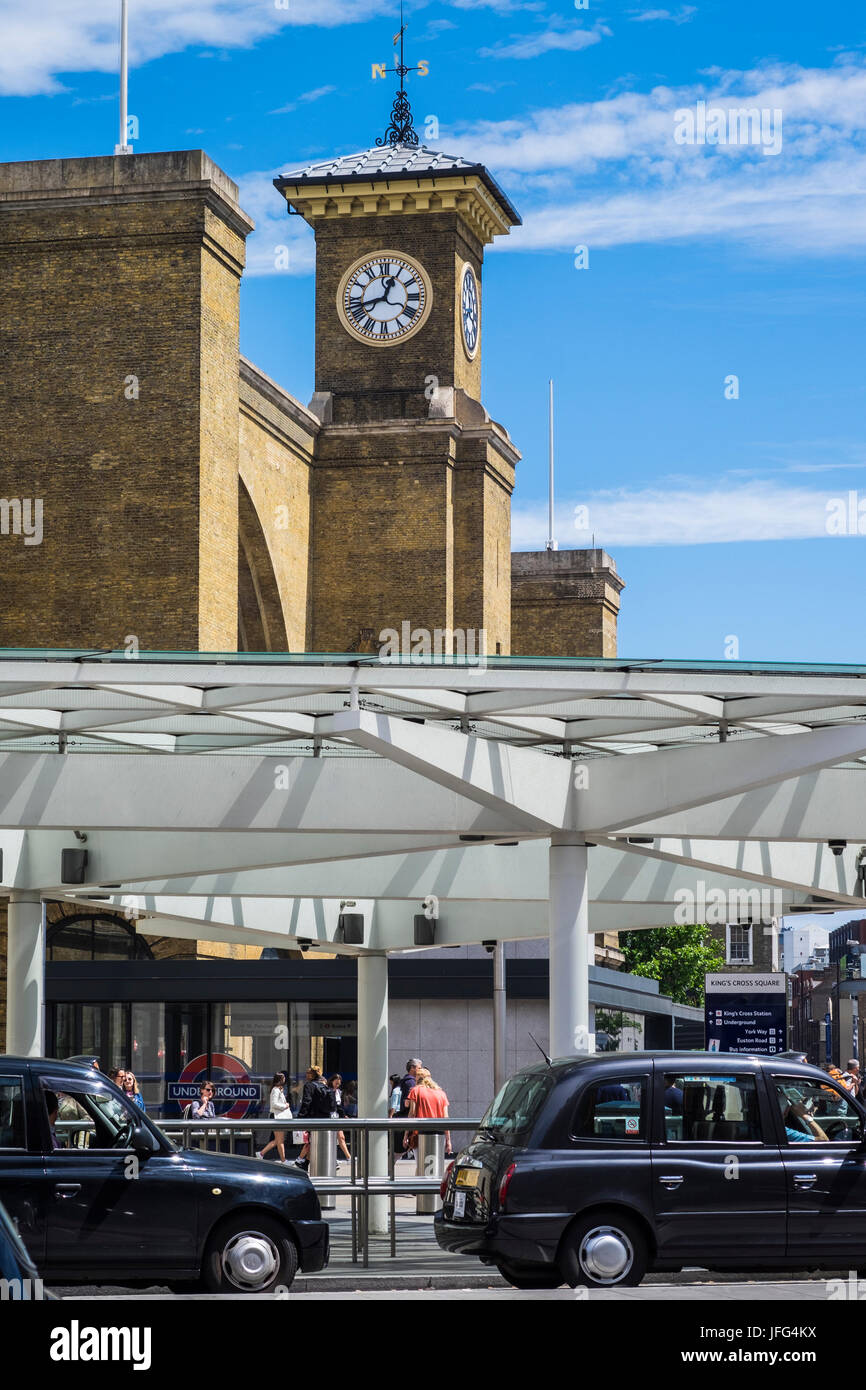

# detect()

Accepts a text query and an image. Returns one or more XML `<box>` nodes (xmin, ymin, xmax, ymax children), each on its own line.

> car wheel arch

<box><xmin>556</xmin><ymin>1202</ymin><xmax>656</xmax><ymax>1266</ymax></box>
<box><xmin>201</xmin><ymin>1202</ymin><xmax>300</xmax><ymax>1261</ymax></box>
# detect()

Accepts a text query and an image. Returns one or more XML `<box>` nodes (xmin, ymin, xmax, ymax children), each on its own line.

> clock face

<box><xmin>337</xmin><ymin>251</ymin><xmax>432</xmax><ymax>346</ymax></box>
<box><xmin>460</xmin><ymin>263</ymin><xmax>480</xmax><ymax>359</ymax></box>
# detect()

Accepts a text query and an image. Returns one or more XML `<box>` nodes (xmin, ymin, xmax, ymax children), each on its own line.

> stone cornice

<box><xmin>313</xmin><ymin>415</ymin><xmax>520</xmax><ymax>471</ymax></box>
<box><xmin>0</xmin><ymin>152</ymin><xmax>254</xmax><ymax>244</ymax></box>
<box><xmin>276</xmin><ymin>173</ymin><xmax>515</xmax><ymax>246</ymax></box>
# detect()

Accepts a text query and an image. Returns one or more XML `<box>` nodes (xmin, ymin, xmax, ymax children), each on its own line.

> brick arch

<box><xmin>238</xmin><ymin>478</ymin><xmax>289</xmax><ymax>652</ymax></box>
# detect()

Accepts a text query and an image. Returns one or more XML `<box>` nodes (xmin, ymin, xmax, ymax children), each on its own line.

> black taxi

<box><xmin>435</xmin><ymin>1051</ymin><xmax>866</xmax><ymax>1288</ymax></box>
<box><xmin>0</xmin><ymin>1055</ymin><xmax>328</xmax><ymax>1293</ymax></box>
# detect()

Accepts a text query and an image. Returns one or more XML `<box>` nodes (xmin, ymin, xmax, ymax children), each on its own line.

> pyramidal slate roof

<box><xmin>274</xmin><ymin>143</ymin><xmax>521</xmax><ymax>225</ymax></box>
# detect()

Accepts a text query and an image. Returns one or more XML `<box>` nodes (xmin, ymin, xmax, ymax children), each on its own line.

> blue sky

<box><xmin>1</xmin><ymin>0</ymin><xmax>864</xmax><ymax>661</ymax></box>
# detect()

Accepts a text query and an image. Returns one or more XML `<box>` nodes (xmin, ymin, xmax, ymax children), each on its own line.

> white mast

<box><xmin>546</xmin><ymin>377</ymin><xmax>558</xmax><ymax>551</ymax></box>
<box><xmin>114</xmin><ymin>0</ymin><xmax>132</xmax><ymax>155</ymax></box>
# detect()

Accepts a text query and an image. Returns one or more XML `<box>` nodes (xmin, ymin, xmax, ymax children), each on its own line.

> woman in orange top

<box><xmin>405</xmin><ymin>1068</ymin><xmax>453</xmax><ymax>1158</ymax></box>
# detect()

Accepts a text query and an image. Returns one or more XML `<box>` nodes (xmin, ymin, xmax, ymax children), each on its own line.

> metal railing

<box><xmin>157</xmin><ymin>1115</ymin><xmax>481</xmax><ymax>1267</ymax></box>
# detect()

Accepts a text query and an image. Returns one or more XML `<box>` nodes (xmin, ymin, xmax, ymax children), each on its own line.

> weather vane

<box><xmin>375</xmin><ymin>2</ymin><xmax>423</xmax><ymax>148</ymax></box>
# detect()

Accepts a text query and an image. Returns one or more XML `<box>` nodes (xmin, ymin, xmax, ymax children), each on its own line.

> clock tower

<box><xmin>275</xmin><ymin>129</ymin><xmax>521</xmax><ymax>655</ymax></box>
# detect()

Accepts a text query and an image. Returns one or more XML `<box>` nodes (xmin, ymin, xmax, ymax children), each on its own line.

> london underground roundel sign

<box><xmin>168</xmin><ymin>1052</ymin><xmax>260</xmax><ymax>1120</ymax></box>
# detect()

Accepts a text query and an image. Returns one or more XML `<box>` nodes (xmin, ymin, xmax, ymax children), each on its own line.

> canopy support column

<box><xmin>6</xmin><ymin>893</ymin><xmax>45</xmax><ymax>1057</ymax></box>
<box><xmin>358</xmin><ymin>951</ymin><xmax>389</xmax><ymax>1235</ymax></box>
<box><xmin>549</xmin><ymin>835</ymin><xmax>592</xmax><ymax>1059</ymax></box>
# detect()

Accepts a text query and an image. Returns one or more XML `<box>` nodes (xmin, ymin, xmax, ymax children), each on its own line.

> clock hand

<box><xmin>362</xmin><ymin>278</ymin><xmax>400</xmax><ymax>312</ymax></box>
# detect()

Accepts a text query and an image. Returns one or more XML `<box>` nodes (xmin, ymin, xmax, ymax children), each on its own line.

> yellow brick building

<box><xmin>0</xmin><ymin>143</ymin><xmax>622</xmax><ymax>660</ymax></box>
<box><xmin>0</xmin><ymin>137</ymin><xmax>624</xmax><ymax>1053</ymax></box>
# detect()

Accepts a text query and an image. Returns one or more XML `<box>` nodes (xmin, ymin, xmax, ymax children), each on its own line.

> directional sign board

<box><xmin>704</xmin><ymin>973</ymin><xmax>787</xmax><ymax>1054</ymax></box>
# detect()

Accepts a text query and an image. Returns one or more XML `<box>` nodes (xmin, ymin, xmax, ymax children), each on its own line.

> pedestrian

<box><xmin>388</xmin><ymin>1074</ymin><xmax>402</xmax><ymax>1117</ymax></box>
<box><xmin>404</xmin><ymin>1067</ymin><xmax>452</xmax><ymax>1159</ymax></box>
<box><xmin>845</xmin><ymin>1060</ymin><xmax>861</xmax><ymax>1097</ymax></box>
<box><xmin>328</xmin><ymin>1074</ymin><xmax>352</xmax><ymax>1162</ymax></box>
<box><xmin>342</xmin><ymin>1080</ymin><xmax>358</xmax><ymax>1118</ymax></box>
<box><xmin>257</xmin><ymin>1071</ymin><xmax>293</xmax><ymax>1164</ymax></box>
<box><xmin>398</xmin><ymin>1059</ymin><xmax>422</xmax><ymax>1160</ymax></box>
<box><xmin>293</xmin><ymin>1066</ymin><xmax>332</xmax><ymax>1171</ymax></box>
<box><xmin>122</xmin><ymin>1070</ymin><xmax>146</xmax><ymax>1112</ymax></box>
<box><xmin>186</xmin><ymin>1080</ymin><xmax>216</xmax><ymax>1120</ymax></box>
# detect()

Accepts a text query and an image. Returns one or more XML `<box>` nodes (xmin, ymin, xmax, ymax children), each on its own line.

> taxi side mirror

<box><xmin>131</xmin><ymin>1124</ymin><xmax>158</xmax><ymax>1159</ymax></box>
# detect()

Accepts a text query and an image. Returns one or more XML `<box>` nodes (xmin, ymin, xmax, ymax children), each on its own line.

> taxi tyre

<box><xmin>496</xmin><ymin>1262</ymin><xmax>565</xmax><ymax>1290</ymax></box>
<box><xmin>202</xmin><ymin>1212</ymin><xmax>299</xmax><ymax>1294</ymax></box>
<box><xmin>560</xmin><ymin>1208</ymin><xmax>648</xmax><ymax>1288</ymax></box>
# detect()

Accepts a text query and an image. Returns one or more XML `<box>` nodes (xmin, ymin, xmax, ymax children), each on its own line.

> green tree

<box><xmin>618</xmin><ymin>926</ymin><xmax>724</xmax><ymax>1008</ymax></box>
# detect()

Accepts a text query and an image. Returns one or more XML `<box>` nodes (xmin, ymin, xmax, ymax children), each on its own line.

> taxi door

<box><xmin>36</xmin><ymin>1073</ymin><xmax>195</xmax><ymax>1282</ymax></box>
<box><xmin>770</xmin><ymin>1071</ymin><xmax>866</xmax><ymax>1263</ymax></box>
<box><xmin>651</xmin><ymin>1066</ymin><xmax>787</xmax><ymax>1264</ymax></box>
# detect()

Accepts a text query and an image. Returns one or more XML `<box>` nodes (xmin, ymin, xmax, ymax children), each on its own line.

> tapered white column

<box><xmin>549</xmin><ymin>835</ymin><xmax>592</xmax><ymax>1059</ymax></box>
<box><xmin>6</xmin><ymin>893</ymin><xmax>45</xmax><ymax>1057</ymax></box>
<box><xmin>358</xmin><ymin>952</ymin><xmax>389</xmax><ymax>1234</ymax></box>
<box><xmin>493</xmin><ymin>941</ymin><xmax>507</xmax><ymax>1094</ymax></box>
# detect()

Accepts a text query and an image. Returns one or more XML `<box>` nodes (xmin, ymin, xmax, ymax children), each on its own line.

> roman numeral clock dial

<box><xmin>460</xmin><ymin>262</ymin><xmax>480</xmax><ymax>359</ymax></box>
<box><xmin>337</xmin><ymin>251</ymin><xmax>432</xmax><ymax>345</ymax></box>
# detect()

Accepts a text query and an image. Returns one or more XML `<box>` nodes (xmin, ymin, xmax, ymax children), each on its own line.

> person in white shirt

<box><xmin>257</xmin><ymin>1072</ymin><xmax>293</xmax><ymax>1164</ymax></box>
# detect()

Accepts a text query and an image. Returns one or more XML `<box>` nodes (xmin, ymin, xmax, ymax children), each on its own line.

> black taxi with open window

<box><xmin>435</xmin><ymin>1051</ymin><xmax>866</xmax><ymax>1288</ymax></box>
<box><xmin>0</xmin><ymin>1056</ymin><xmax>328</xmax><ymax>1293</ymax></box>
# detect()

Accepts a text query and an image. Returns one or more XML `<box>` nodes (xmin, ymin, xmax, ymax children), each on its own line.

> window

<box><xmin>595</xmin><ymin>1010</ymin><xmax>645</xmax><ymax>1052</ymax></box>
<box><xmin>47</xmin><ymin>914</ymin><xmax>153</xmax><ymax>962</ymax></box>
<box><xmin>726</xmin><ymin>924</ymin><xmax>752</xmax><ymax>965</ymax></box>
<box><xmin>0</xmin><ymin>1078</ymin><xmax>26</xmax><ymax>1150</ymax></box>
<box><xmin>774</xmin><ymin>1077</ymin><xmax>863</xmax><ymax>1144</ymax></box>
<box><xmin>572</xmin><ymin>1077</ymin><xmax>647</xmax><ymax>1141</ymax></box>
<box><xmin>478</xmin><ymin>1072</ymin><xmax>554</xmax><ymax>1146</ymax></box>
<box><xmin>664</xmin><ymin>1073</ymin><xmax>762</xmax><ymax>1142</ymax></box>
<box><xmin>41</xmin><ymin>1081</ymin><xmax>134</xmax><ymax>1152</ymax></box>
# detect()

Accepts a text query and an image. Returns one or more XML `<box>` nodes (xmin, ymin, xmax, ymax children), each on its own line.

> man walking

<box><xmin>399</xmin><ymin>1059</ymin><xmax>422</xmax><ymax>1160</ymax></box>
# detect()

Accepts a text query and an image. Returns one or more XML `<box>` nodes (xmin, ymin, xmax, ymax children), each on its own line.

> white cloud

<box><xmin>0</xmin><ymin>0</ymin><xmax>556</xmax><ymax>97</ymax></box>
<box><xmin>271</xmin><ymin>84</ymin><xmax>337</xmax><ymax>115</ymax></box>
<box><xmin>455</xmin><ymin>61</ymin><xmax>866</xmax><ymax>256</ymax></box>
<box><xmin>513</xmin><ymin>479</ymin><xmax>859</xmax><ymax>548</ymax></box>
<box><xmin>237</xmin><ymin>168</ymin><xmax>316</xmax><ymax>277</ymax></box>
<box><xmin>481</xmin><ymin>23</ymin><xmax>609</xmax><ymax>61</ymax></box>
<box><xmin>448</xmin><ymin>0</ymin><xmax>546</xmax><ymax>11</ymax></box>
<box><xmin>0</xmin><ymin>0</ymin><xmax>394</xmax><ymax>97</ymax></box>
<box><xmin>629</xmin><ymin>6</ymin><xmax>697</xmax><ymax>23</ymax></box>
<box><xmin>423</xmin><ymin>19</ymin><xmax>458</xmax><ymax>37</ymax></box>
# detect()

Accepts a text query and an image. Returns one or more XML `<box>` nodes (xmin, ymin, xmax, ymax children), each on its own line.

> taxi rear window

<box><xmin>477</xmin><ymin>1071</ymin><xmax>554</xmax><ymax>1144</ymax></box>
<box><xmin>663</xmin><ymin>1073</ymin><xmax>762</xmax><ymax>1143</ymax></box>
<box><xmin>572</xmin><ymin>1077</ymin><xmax>647</xmax><ymax>1141</ymax></box>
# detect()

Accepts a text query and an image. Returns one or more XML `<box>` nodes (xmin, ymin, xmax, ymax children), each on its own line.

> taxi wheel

<box><xmin>497</xmin><ymin>1262</ymin><xmax>564</xmax><ymax>1290</ymax></box>
<box><xmin>560</xmin><ymin>1210</ymin><xmax>648</xmax><ymax>1288</ymax></box>
<box><xmin>203</xmin><ymin>1214</ymin><xmax>299</xmax><ymax>1295</ymax></box>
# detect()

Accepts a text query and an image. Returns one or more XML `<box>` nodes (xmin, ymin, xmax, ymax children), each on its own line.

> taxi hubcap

<box><xmin>579</xmin><ymin>1225</ymin><xmax>633</xmax><ymax>1284</ymax></box>
<box><xmin>222</xmin><ymin>1231</ymin><xmax>280</xmax><ymax>1290</ymax></box>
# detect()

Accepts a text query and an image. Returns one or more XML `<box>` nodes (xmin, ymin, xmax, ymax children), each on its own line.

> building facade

<box><xmin>0</xmin><ymin>134</ymin><xmax>633</xmax><ymax>1106</ymax></box>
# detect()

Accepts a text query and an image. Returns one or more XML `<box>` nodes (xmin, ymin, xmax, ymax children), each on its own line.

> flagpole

<box><xmin>546</xmin><ymin>378</ymin><xmax>558</xmax><ymax>551</ymax></box>
<box><xmin>115</xmin><ymin>0</ymin><xmax>131</xmax><ymax>155</ymax></box>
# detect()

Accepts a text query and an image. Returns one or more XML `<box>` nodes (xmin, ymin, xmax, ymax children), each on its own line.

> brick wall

<box><xmin>511</xmin><ymin>549</ymin><xmax>624</xmax><ymax>658</ymax></box>
<box><xmin>0</xmin><ymin>151</ymin><xmax>251</xmax><ymax>651</ymax></box>
<box><xmin>238</xmin><ymin>359</ymin><xmax>318</xmax><ymax>652</ymax></box>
